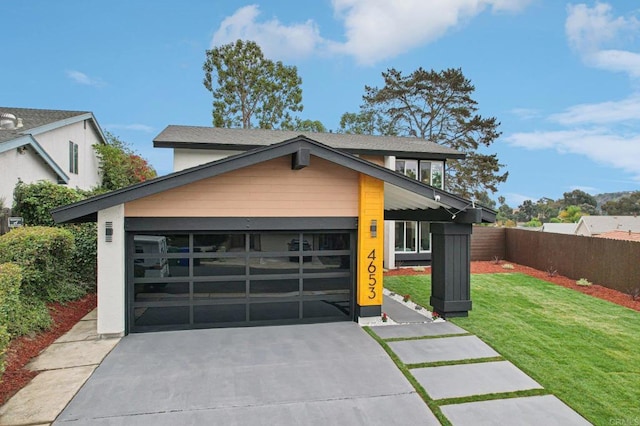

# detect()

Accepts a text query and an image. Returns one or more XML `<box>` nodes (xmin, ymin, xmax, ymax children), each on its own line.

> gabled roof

<box><xmin>0</xmin><ymin>134</ymin><xmax>70</xmax><ymax>183</ymax></box>
<box><xmin>52</xmin><ymin>135</ymin><xmax>495</xmax><ymax>224</ymax></box>
<box><xmin>0</xmin><ymin>107</ymin><xmax>107</xmax><ymax>145</ymax></box>
<box><xmin>154</xmin><ymin>126</ymin><xmax>465</xmax><ymax>160</ymax></box>
<box><xmin>576</xmin><ymin>215</ymin><xmax>640</xmax><ymax>235</ymax></box>
<box><xmin>540</xmin><ymin>223</ymin><xmax>577</xmax><ymax>235</ymax></box>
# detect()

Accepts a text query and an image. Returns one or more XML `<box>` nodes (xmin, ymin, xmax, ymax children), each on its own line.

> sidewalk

<box><xmin>372</xmin><ymin>295</ymin><xmax>591</xmax><ymax>425</ymax></box>
<box><xmin>0</xmin><ymin>310</ymin><xmax>119</xmax><ymax>426</ymax></box>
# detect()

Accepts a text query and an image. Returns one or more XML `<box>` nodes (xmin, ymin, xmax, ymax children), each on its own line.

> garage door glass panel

<box><xmin>194</xmin><ymin>257</ymin><xmax>246</xmax><ymax>276</ymax></box>
<box><xmin>254</xmin><ymin>233</ymin><xmax>300</xmax><ymax>252</ymax></box>
<box><xmin>305</xmin><ymin>233</ymin><xmax>350</xmax><ymax>250</ymax></box>
<box><xmin>303</xmin><ymin>277</ymin><xmax>350</xmax><ymax>295</ymax></box>
<box><xmin>193</xmin><ymin>234</ymin><xmax>249</xmax><ymax>252</ymax></box>
<box><xmin>193</xmin><ymin>280</ymin><xmax>246</xmax><ymax>299</ymax></box>
<box><xmin>134</xmin><ymin>306</ymin><xmax>189</xmax><ymax>327</ymax></box>
<box><xmin>249</xmin><ymin>257</ymin><xmax>299</xmax><ymax>275</ymax></box>
<box><xmin>250</xmin><ymin>302</ymin><xmax>299</xmax><ymax>321</ymax></box>
<box><xmin>194</xmin><ymin>304</ymin><xmax>246</xmax><ymax>324</ymax></box>
<box><xmin>250</xmin><ymin>279</ymin><xmax>299</xmax><ymax>298</ymax></box>
<box><xmin>166</xmin><ymin>259</ymin><xmax>189</xmax><ymax>277</ymax></box>
<box><xmin>303</xmin><ymin>301</ymin><xmax>350</xmax><ymax>319</ymax></box>
<box><xmin>304</xmin><ymin>256</ymin><xmax>350</xmax><ymax>273</ymax></box>
<box><xmin>134</xmin><ymin>282</ymin><xmax>189</xmax><ymax>303</ymax></box>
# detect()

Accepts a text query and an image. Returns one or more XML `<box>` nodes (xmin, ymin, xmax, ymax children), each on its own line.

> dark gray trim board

<box><xmin>125</xmin><ymin>217</ymin><xmax>358</xmax><ymax>232</ymax></box>
<box><xmin>356</xmin><ymin>305</ymin><xmax>382</xmax><ymax>318</ymax></box>
<box><xmin>52</xmin><ymin>136</ymin><xmax>496</xmax><ymax>224</ymax></box>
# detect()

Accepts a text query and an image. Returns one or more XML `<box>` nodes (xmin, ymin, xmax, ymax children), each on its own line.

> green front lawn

<box><xmin>384</xmin><ymin>273</ymin><xmax>640</xmax><ymax>425</ymax></box>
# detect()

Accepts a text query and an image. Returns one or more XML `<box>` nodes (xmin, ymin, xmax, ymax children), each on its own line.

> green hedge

<box><xmin>0</xmin><ymin>262</ymin><xmax>51</xmax><ymax>338</ymax></box>
<box><xmin>13</xmin><ymin>181</ymin><xmax>97</xmax><ymax>286</ymax></box>
<box><xmin>0</xmin><ymin>262</ymin><xmax>52</xmax><ymax>378</ymax></box>
<box><xmin>0</xmin><ymin>227</ymin><xmax>86</xmax><ymax>302</ymax></box>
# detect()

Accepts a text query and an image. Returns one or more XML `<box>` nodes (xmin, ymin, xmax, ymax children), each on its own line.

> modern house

<box><xmin>575</xmin><ymin>215</ymin><xmax>640</xmax><ymax>237</ymax></box>
<box><xmin>52</xmin><ymin>128</ymin><xmax>495</xmax><ymax>336</ymax></box>
<box><xmin>0</xmin><ymin>107</ymin><xmax>106</xmax><ymax>206</ymax></box>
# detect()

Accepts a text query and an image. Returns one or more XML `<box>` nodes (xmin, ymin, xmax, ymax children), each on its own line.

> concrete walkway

<box><xmin>0</xmin><ymin>310</ymin><xmax>119</xmax><ymax>426</ymax></box>
<box><xmin>373</xmin><ymin>296</ymin><xmax>592</xmax><ymax>425</ymax></box>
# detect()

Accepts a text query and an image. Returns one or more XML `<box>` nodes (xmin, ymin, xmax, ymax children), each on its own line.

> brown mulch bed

<box><xmin>385</xmin><ymin>261</ymin><xmax>640</xmax><ymax>312</ymax></box>
<box><xmin>0</xmin><ymin>292</ymin><xmax>97</xmax><ymax>405</ymax></box>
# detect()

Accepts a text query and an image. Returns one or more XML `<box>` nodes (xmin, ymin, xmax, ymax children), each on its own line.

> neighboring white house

<box><xmin>575</xmin><ymin>215</ymin><xmax>640</xmax><ymax>237</ymax></box>
<box><xmin>153</xmin><ymin>126</ymin><xmax>467</xmax><ymax>269</ymax></box>
<box><xmin>0</xmin><ymin>107</ymin><xmax>107</xmax><ymax>206</ymax></box>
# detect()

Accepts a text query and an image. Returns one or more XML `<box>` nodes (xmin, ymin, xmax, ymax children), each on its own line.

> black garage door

<box><xmin>127</xmin><ymin>231</ymin><xmax>354</xmax><ymax>332</ymax></box>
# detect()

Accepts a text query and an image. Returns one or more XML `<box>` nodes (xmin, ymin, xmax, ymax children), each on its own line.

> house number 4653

<box><xmin>367</xmin><ymin>249</ymin><xmax>376</xmax><ymax>299</ymax></box>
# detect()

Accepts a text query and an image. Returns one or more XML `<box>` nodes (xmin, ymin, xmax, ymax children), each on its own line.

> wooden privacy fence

<box><xmin>504</xmin><ymin>228</ymin><xmax>640</xmax><ymax>293</ymax></box>
<box><xmin>470</xmin><ymin>226</ymin><xmax>505</xmax><ymax>261</ymax></box>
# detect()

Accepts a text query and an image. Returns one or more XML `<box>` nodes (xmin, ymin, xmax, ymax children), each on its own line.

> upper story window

<box><xmin>395</xmin><ymin>159</ymin><xmax>443</xmax><ymax>189</ymax></box>
<box><xmin>69</xmin><ymin>141</ymin><xmax>78</xmax><ymax>174</ymax></box>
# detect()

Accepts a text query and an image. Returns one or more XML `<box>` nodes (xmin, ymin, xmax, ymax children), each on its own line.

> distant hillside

<box><xmin>594</xmin><ymin>191</ymin><xmax>636</xmax><ymax>208</ymax></box>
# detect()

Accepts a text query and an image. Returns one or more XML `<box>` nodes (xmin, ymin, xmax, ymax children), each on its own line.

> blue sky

<box><xmin>2</xmin><ymin>1</ymin><xmax>640</xmax><ymax>206</ymax></box>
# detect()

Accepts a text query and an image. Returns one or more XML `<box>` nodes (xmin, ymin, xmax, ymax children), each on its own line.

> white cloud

<box><xmin>211</xmin><ymin>5</ymin><xmax>325</xmax><ymax>60</ymax></box>
<box><xmin>211</xmin><ymin>1</ymin><xmax>532</xmax><ymax>65</ymax></box>
<box><xmin>504</xmin><ymin>128</ymin><xmax>640</xmax><ymax>179</ymax></box>
<box><xmin>330</xmin><ymin>0</ymin><xmax>532</xmax><ymax>65</ymax></box>
<box><xmin>550</xmin><ymin>95</ymin><xmax>640</xmax><ymax>125</ymax></box>
<box><xmin>106</xmin><ymin>124</ymin><xmax>154</xmax><ymax>133</ymax></box>
<box><xmin>565</xmin><ymin>3</ymin><xmax>640</xmax><ymax>77</ymax></box>
<box><xmin>66</xmin><ymin>70</ymin><xmax>104</xmax><ymax>87</ymax></box>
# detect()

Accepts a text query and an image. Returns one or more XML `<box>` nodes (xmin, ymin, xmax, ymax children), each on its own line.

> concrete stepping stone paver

<box><xmin>27</xmin><ymin>338</ymin><xmax>119</xmax><ymax>371</ymax></box>
<box><xmin>440</xmin><ymin>395</ymin><xmax>591</xmax><ymax>425</ymax></box>
<box><xmin>81</xmin><ymin>309</ymin><xmax>97</xmax><ymax>321</ymax></box>
<box><xmin>388</xmin><ymin>335</ymin><xmax>500</xmax><ymax>364</ymax></box>
<box><xmin>412</xmin><ymin>361</ymin><xmax>543</xmax><ymax>400</ymax></box>
<box><xmin>382</xmin><ymin>295</ymin><xmax>431</xmax><ymax>323</ymax></box>
<box><xmin>371</xmin><ymin>322</ymin><xmax>467</xmax><ymax>339</ymax></box>
<box><xmin>0</xmin><ymin>366</ymin><xmax>95</xmax><ymax>426</ymax></box>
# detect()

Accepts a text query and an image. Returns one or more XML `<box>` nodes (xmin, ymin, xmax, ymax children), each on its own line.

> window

<box><xmin>398</xmin><ymin>158</ymin><xmax>444</xmax><ymax>188</ymax></box>
<box><xmin>69</xmin><ymin>141</ymin><xmax>78</xmax><ymax>174</ymax></box>
<box><xmin>395</xmin><ymin>221</ymin><xmax>431</xmax><ymax>253</ymax></box>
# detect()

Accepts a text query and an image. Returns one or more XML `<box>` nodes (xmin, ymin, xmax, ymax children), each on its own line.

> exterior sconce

<box><xmin>105</xmin><ymin>221</ymin><xmax>113</xmax><ymax>242</ymax></box>
<box><xmin>370</xmin><ymin>219</ymin><xmax>377</xmax><ymax>238</ymax></box>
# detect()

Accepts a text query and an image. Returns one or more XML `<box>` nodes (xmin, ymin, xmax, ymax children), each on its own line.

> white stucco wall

<box><xmin>173</xmin><ymin>148</ymin><xmax>242</xmax><ymax>171</ymax></box>
<box><xmin>35</xmin><ymin>120</ymin><xmax>102</xmax><ymax>190</ymax></box>
<box><xmin>0</xmin><ymin>148</ymin><xmax>58</xmax><ymax>207</ymax></box>
<box><xmin>383</xmin><ymin>156</ymin><xmax>396</xmax><ymax>269</ymax></box>
<box><xmin>97</xmin><ymin>204</ymin><xmax>125</xmax><ymax>336</ymax></box>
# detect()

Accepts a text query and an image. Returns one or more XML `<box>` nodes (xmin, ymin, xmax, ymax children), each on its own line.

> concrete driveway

<box><xmin>54</xmin><ymin>322</ymin><xmax>439</xmax><ymax>425</ymax></box>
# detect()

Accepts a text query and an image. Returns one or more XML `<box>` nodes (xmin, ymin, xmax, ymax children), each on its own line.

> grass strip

<box><xmin>436</xmin><ymin>388</ymin><xmax>550</xmax><ymax>406</ymax></box>
<box><xmin>382</xmin><ymin>332</ymin><xmax>472</xmax><ymax>342</ymax></box>
<box><xmin>405</xmin><ymin>356</ymin><xmax>504</xmax><ymax>369</ymax></box>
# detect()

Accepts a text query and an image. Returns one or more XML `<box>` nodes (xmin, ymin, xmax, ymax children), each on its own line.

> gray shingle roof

<box><xmin>154</xmin><ymin>126</ymin><xmax>465</xmax><ymax>159</ymax></box>
<box><xmin>0</xmin><ymin>107</ymin><xmax>91</xmax><ymax>144</ymax></box>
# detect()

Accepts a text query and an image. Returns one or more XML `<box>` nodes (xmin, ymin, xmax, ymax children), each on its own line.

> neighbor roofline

<box><xmin>26</xmin><ymin>112</ymin><xmax>108</xmax><ymax>145</ymax></box>
<box><xmin>0</xmin><ymin>134</ymin><xmax>69</xmax><ymax>183</ymax></box>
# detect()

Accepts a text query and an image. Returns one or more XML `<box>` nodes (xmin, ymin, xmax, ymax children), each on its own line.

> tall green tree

<box><xmin>601</xmin><ymin>191</ymin><xmax>640</xmax><ymax>215</ymax></box>
<box><xmin>562</xmin><ymin>190</ymin><xmax>597</xmax><ymax>210</ymax></box>
<box><xmin>93</xmin><ymin>132</ymin><xmax>157</xmax><ymax>191</ymax></box>
<box><xmin>341</xmin><ymin>67</ymin><xmax>507</xmax><ymax>199</ymax></box>
<box><xmin>203</xmin><ymin>40</ymin><xmax>303</xmax><ymax>129</ymax></box>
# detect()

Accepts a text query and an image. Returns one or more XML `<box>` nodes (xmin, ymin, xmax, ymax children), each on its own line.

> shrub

<box><xmin>0</xmin><ymin>324</ymin><xmax>9</xmax><ymax>377</ymax></box>
<box><xmin>13</xmin><ymin>181</ymin><xmax>83</xmax><ymax>227</ymax></box>
<box><xmin>12</xmin><ymin>181</ymin><xmax>97</xmax><ymax>287</ymax></box>
<box><xmin>0</xmin><ymin>227</ymin><xmax>86</xmax><ymax>302</ymax></box>
<box><xmin>576</xmin><ymin>278</ymin><xmax>592</xmax><ymax>287</ymax></box>
<box><xmin>0</xmin><ymin>263</ymin><xmax>51</xmax><ymax>338</ymax></box>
